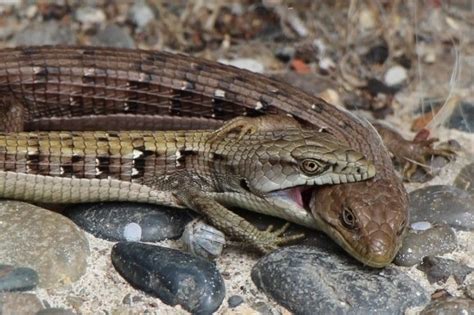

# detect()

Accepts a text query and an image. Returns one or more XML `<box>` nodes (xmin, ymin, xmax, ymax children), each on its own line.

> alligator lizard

<box><xmin>0</xmin><ymin>115</ymin><xmax>375</xmax><ymax>253</ymax></box>
<box><xmin>0</xmin><ymin>46</ymin><xmax>408</xmax><ymax>267</ymax></box>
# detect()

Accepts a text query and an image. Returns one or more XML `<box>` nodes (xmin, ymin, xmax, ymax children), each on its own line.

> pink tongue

<box><xmin>268</xmin><ymin>187</ymin><xmax>304</xmax><ymax>208</ymax></box>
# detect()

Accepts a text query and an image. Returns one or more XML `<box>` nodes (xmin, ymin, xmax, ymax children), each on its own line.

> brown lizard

<box><xmin>0</xmin><ymin>46</ymin><xmax>407</xmax><ymax>267</ymax></box>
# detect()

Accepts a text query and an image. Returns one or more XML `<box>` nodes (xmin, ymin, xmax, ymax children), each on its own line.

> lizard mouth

<box><xmin>266</xmin><ymin>186</ymin><xmax>313</xmax><ymax>211</ymax></box>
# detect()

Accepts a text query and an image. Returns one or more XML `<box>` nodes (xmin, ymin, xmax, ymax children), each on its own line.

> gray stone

<box><xmin>409</xmin><ymin>185</ymin><xmax>474</xmax><ymax>231</ymax></box>
<box><xmin>66</xmin><ymin>202</ymin><xmax>191</xmax><ymax>242</ymax></box>
<box><xmin>112</xmin><ymin>242</ymin><xmax>225</xmax><ymax>314</ymax></box>
<box><xmin>91</xmin><ymin>24</ymin><xmax>136</xmax><ymax>49</ymax></box>
<box><xmin>0</xmin><ymin>201</ymin><xmax>89</xmax><ymax>288</ymax></box>
<box><xmin>252</xmin><ymin>245</ymin><xmax>429</xmax><ymax>314</ymax></box>
<box><xmin>0</xmin><ymin>292</ymin><xmax>43</xmax><ymax>315</ymax></box>
<box><xmin>395</xmin><ymin>224</ymin><xmax>457</xmax><ymax>267</ymax></box>
<box><xmin>0</xmin><ymin>264</ymin><xmax>39</xmax><ymax>292</ymax></box>
<box><xmin>14</xmin><ymin>21</ymin><xmax>76</xmax><ymax>45</ymax></box>
<box><xmin>228</xmin><ymin>295</ymin><xmax>244</xmax><ymax>308</ymax></box>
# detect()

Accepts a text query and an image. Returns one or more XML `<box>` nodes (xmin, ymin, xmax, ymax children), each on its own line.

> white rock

<box><xmin>410</xmin><ymin>221</ymin><xmax>432</xmax><ymax>231</ymax></box>
<box><xmin>384</xmin><ymin>65</ymin><xmax>408</xmax><ymax>86</ymax></box>
<box><xmin>75</xmin><ymin>7</ymin><xmax>106</xmax><ymax>26</ymax></box>
<box><xmin>319</xmin><ymin>57</ymin><xmax>336</xmax><ymax>72</ymax></box>
<box><xmin>123</xmin><ymin>222</ymin><xmax>142</xmax><ymax>241</ymax></box>
<box><xmin>128</xmin><ymin>0</ymin><xmax>155</xmax><ymax>28</ymax></box>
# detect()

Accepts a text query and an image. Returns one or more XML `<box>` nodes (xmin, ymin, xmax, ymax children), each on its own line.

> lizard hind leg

<box><xmin>208</xmin><ymin>114</ymin><xmax>303</xmax><ymax>142</ymax></box>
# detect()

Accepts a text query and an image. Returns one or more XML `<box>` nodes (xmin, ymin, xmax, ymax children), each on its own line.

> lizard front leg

<box><xmin>175</xmin><ymin>189</ymin><xmax>304</xmax><ymax>254</ymax></box>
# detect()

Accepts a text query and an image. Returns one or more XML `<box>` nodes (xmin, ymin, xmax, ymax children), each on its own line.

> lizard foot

<box><xmin>402</xmin><ymin>138</ymin><xmax>457</xmax><ymax>179</ymax></box>
<box><xmin>251</xmin><ymin>223</ymin><xmax>305</xmax><ymax>254</ymax></box>
<box><xmin>208</xmin><ymin>116</ymin><xmax>259</xmax><ymax>142</ymax></box>
<box><xmin>208</xmin><ymin>114</ymin><xmax>303</xmax><ymax>142</ymax></box>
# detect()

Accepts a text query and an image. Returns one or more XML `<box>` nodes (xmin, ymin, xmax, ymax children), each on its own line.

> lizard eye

<box><xmin>341</xmin><ymin>207</ymin><xmax>357</xmax><ymax>229</ymax></box>
<box><xmin>300</xmin><ymin>159</ymin><xmax>326</xmax><ymax>175</ymax></box>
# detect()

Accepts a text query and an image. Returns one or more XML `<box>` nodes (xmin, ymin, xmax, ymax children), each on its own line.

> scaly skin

<box><xmin>0</xmin><ymin>46</ymin><xmax>408</xmax><ymax>266</ymax></box>
<box><xmin>0</xmin><ymin>118</ymin><xmax>375</xmax><ymax>253</ymax></box>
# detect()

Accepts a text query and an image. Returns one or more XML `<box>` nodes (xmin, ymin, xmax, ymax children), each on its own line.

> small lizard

<box><xmin>0</xmin><ymin>115</ymin><xmax>375</xmax><ymax>253</ymax></box>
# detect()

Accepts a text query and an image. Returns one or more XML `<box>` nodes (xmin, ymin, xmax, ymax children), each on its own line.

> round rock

<box><xmin>394</xmin><ymin>224</ymin><xmax>457</xmax><ymax>267</ymax></box>
<box><xmin>0</xmin><ymin>201</ymin><xmax>89</xmax><ymax>288</ymax></box>
<box><xmin>0</xmin><ymin>264</ymin><xmax>39</xmax><ymax>292</ymax></box>
<box><xmin>66</xmin><ymin>202</ymin><xmax>193</xmax><ymax>242</ymax></box>
<box><xmin>111</xmin><ymin>242</ymin><xmax>225</xmax><ymax>314</ymax></box>
<box><xmin>409</xmin><ymin>185</ymin><xmax>474</xmax><ymax>231</ymax></box>
<box><xmin>228</xmin><ymin>295</ymin><xmax>244</xmax><ymax>308</ymax></box>
<box><xmin>0</xmin><ymin>292</ymin><xmax>44</xmax><ymax>314</ymax></box>
<box><xmin>251</xmin><ymin>245</ymin><xmax>429</xmax><ymax>314</ymax></box>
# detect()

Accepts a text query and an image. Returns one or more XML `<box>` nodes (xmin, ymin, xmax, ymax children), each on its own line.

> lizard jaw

<box><xmin>265</xmin><ymin>186</ymin><xmax>312</xmax><ymax>211</ymax></box>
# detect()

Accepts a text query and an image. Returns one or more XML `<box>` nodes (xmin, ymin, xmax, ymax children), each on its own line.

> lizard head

<box><xmin>308</xmin><ymin>177</ymin><xmax>408</xmax><ymax>268</ymax></box>
<box><xmin>243</xmin><ymin>131</ymin><xmax>376</xmax><ymax>194</ymax></box>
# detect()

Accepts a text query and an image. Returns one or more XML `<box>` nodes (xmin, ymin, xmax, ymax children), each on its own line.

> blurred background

<box><xmin>0</xmin><ymin>0</ymin><xmax>472</xmax><ymax>132</ymax></box>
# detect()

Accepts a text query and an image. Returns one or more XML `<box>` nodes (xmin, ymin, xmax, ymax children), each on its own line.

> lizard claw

<box><xmin>253</xmin><ymin>223</ymin><xmax>305</xmax><ymax>254</ymax></box>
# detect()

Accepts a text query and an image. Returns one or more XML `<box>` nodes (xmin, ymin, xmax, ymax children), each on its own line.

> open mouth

<box><xmin>265</xmin><ymin>186</ymin><xmax>314</xmax><ymax>211</ymax></box>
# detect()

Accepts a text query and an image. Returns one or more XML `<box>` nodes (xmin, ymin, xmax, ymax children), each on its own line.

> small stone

<box><xmin>91</xmin><ymin>24</ymin><xmax>136</xmax><ymax>49</ymax></box>
<box><xmin>454</xmin><ymin>163</ymin><xmax>474</xmax><ymax>194</ymax></box>
<box><xmin>218</xmin><ymin>58</ymin><xmax>265</xmax><ymax>73</ymax></box>
<box><xmin>420</xmin><ymin>297</ymin><xmax>474</xmax><ymax>315</ymax></box>
<box><xmin>364</xmin><ymin>44</ymin><xmax>389</xmax><ymax>64</ymax></box>
<box><xmin>75</xmin><ymin>7</ymin><xmax>106</xmax><ymax>28</ymax></box>
<box><xmin>228</xmin><ymin>295</ymin><xmax>244</xmax><ymax>308</ymax></box>
<box><xmin>358</xmin><ymin>8</ymin><xmax>377</xmax><ymax>30</ymax></box>
<box><xmin>181</xmin><ymin>219</ymin><xmax>226</xmax><ymax>260</ymax></box>
<box><xmin>0</xmin><ymin>264</ymin><xmax>39</xmax><ymax>292</ymax></box>
<box><xmin>111</xmin><ymin>242</ymin><xmax>225</xmax><ymax>314</ymax></box>
<box><xmin>274</xmin><ymin>46</ymin><xmax>295</xmax><ymax>62</ymax></box>
<box><xmin>36</xmin><ymin>308</ymin><xmax>76</xmax><ymax>315</ymax></box>
<box><xmin>318</xmin><ymin>57</ymin><xmax>336</xmax><ymax>74</ymax></box>
<box><xmin>409</xmin><ymin>185</ymin><xmax>474</xmax><ymax>231</ymax></box>
<box><xmin>384</xmin><ymin>65</ymin><xmax>408</xmax><ymax>86</ymax></box>
<box><xmin>0</xmin><ymin>201</ymin><xmax>89</xmax><ymax>288</ymax></box>
<box><xmin>252</xmin><ymin>246</ymin><xmax>429</xmax><ymax>314</ymax></box>
<box><xmin>423</xmin><ymin>51</ymin><xmax>437</xmax><ymax>64</ymax></box>
<box><xmin>123</xmin><ymin>223</ymin><xmax>142</xmax><ymax>242</ymax></box>
<box><xmin>13</xmin><ymin>21</ymin><xmax>76</xmax><ymax>45</ymax></box>
<box><xmin>411</xmin><ymin>221</ymin><xmax>432</xmax><ymax>231</ymax></box>
<box><xmin>128</xmin><ymin>0</ymin><xmax>155</xmax><ymax>29</ymax></box>
<box><xmin>66</xmin><ymin>202</ymin><xmax>192</xmax><ymax>242</ymax></box>
<box><xmin>394</xmin><ymin>224</ymin><xmax>457</xmax><ymax>267</ymax></box>
<box><xmin>417</xmin><ymin>256</ymin><xmax>474</xmax><ymax>285</ymax></box>
<box><xmin>0</xmin><ymin>292</ymin><xmax>43</xmax><ymax>314</ymax></box>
